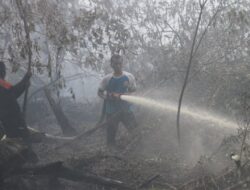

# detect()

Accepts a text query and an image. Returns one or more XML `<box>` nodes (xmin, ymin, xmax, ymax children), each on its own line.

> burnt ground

<box><xmin>3</xmin><ymin>101</ymin><xmax>249</xmax><ymax>190</ymax></box>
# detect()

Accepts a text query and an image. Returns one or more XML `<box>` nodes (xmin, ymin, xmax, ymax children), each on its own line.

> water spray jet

<box><xmin>120</xmin><ymin>95</ymin><xmax>238</xmax><ymax>129</ymax></box>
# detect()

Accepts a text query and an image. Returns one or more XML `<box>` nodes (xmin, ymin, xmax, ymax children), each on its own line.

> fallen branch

<box><xmin>14</xmin><ymin>161</ymin><xmax>134</xmax><ymax>190</ymax></box>
<box><xmin>139</xmin><ymin>174</ymin><xmax>160</xmax><ymax>188</ymax></box>
<box><xmin>154</xmin><ymin>182</ymin><xmax>177</xmax><ymax>190</ymax></box>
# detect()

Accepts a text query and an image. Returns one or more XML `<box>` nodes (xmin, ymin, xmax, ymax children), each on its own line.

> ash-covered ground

<box><xmin>4</xmin><ymin>98</ymin><xmax>243</xmax><ymax>190</ymax></box>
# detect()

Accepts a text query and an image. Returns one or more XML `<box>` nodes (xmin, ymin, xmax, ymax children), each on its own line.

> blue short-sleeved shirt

<box><xmin>99</xmin><ymin>71</ymin><xmax>136</xmax><ymax>114</ymax></box>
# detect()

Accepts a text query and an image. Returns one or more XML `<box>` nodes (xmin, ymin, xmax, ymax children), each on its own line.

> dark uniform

<box><xmin>0</xmin><ymin>75</ymin><xmax>30</xmax><ymax>140</ymax></box>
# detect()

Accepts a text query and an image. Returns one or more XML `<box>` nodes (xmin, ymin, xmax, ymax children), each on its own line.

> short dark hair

<box><xmin>111</xmin><ymin>54</ymin><xmax>123</xmax><ymax>64</ymax></box>
<box><xmin>0</xmin><ymin>61</ymin><xmax>6</xmax><ymax>78</ymax></box>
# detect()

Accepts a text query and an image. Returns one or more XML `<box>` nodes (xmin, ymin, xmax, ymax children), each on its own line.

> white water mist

<box><xmin>121</xmin><ymin>95</ymin><xmax>238</xmax><ymax>129</ymax></box>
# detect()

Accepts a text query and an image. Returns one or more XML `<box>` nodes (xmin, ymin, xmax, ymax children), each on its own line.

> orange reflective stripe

<box><xmin>0</xmin><ymin>79</ymin><xmax>12</xmax><ymax>89</ymax></box>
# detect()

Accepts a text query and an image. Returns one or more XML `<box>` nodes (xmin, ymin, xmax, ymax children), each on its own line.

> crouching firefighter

<box><xmin>0</xmin><ymin>62</ymin><xmax>32</xmax><ymax>143</ymax></box>
<box><xmin>98</xmin><ymin>54</ymin><xmax>137</xmax><ymax>147</ymax></box>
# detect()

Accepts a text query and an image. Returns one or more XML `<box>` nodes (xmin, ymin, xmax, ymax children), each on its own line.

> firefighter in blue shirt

<box><xmin>98</xmin><ymin>54</ymin><xmax>137</xmax><ymax>146</ymax></box>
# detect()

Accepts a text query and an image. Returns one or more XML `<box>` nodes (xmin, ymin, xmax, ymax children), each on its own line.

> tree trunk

<box><xmin>44</xmin><ymin>88</ymin><xmax>76</xmax><ymax>136</ymax></box>
<box><xmin>176</xmin><ymin>0</ymin><xmax>208</xmax><ymax>145</ymax></box>
<box><xmin>15</xmin><ymin>0</ymin><xmax>32</xmax><ymax>118</ymax></box>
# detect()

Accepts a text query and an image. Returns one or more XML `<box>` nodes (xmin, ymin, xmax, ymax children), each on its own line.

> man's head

<box><xmin>110</xmin><ymin>54</ymin><xmax>123</xmax><ymax>74</ymax></box>
<box><xmin>0</xmin><ymin>61</ymin><xmax>6</xmax><ymax>79</ymax></box>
